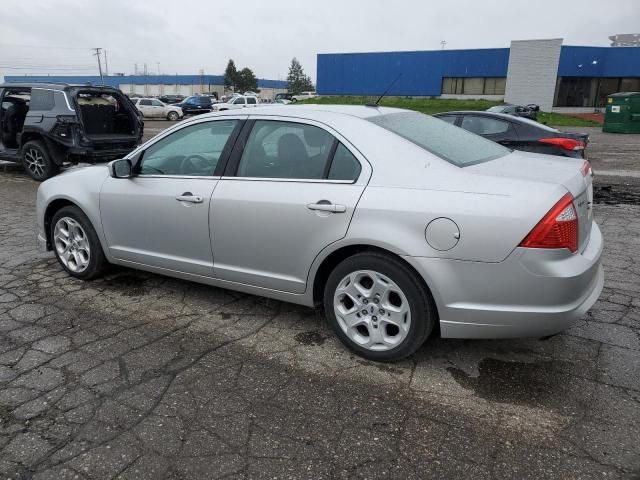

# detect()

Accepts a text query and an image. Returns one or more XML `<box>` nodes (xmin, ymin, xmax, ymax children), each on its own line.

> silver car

<box><xmin>36</xmin><ymin>106</ymin><xmax>604</xmax><ymax>361</ymax></box>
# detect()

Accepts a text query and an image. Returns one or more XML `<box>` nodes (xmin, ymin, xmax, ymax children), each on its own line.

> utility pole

<box><xmin>157</xmin><ymin>62</ymin><xmax>160</xmax><ymax>75</ymax></box>
<box><xmin>440</xmin><ymin>40</ymin><xmax>447</xmax><ymax>50</ymax></box>
<box><xmin>92</xmin><ymin>47</ymin><xmax>104</xmax><ymax>84</ymax></box>
<box><xmin>104</xmin><ymin>50</ymin><xmax>109</xmax><ymax>76</ymax></box>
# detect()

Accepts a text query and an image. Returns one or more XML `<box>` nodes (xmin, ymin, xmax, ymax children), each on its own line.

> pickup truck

<box><xmin>291</xmin><ymin>91</ymin><xmax>317</xmax><ymax>102</ymax></box>
<box><xmin>211</xmin><ymin>95</ymin><xmax>259</xmax><ymax>111</ymax></box>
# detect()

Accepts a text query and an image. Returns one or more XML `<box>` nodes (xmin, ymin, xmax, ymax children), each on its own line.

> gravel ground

<box><xmin>0</xmin><ymin>122</ymin><xmax>638</xmax><ymax>479</ymax></box>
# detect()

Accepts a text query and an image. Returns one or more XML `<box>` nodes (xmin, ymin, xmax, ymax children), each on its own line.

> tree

<box><xmin>287</xmin><ymin>58</ymin><xmax>314</xmax><ymax>94</ymax></box>
<box><xmin>235</xmin><ymin>67</ymin><xmax>258</xmax><ymax>93</ymax></box>
<box><xmin>223</xmin><ymin>59</ymin><xmax>237</xmax><ymax>91</ymax></box>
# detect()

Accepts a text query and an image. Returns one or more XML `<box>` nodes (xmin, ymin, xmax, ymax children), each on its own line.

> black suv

<box><xmin>175</xmin><ymin>95</ymin><xmax>214</xmax><ymax>115</ymax></box>
<box><xmin>0</xmin><ymin>83</ymin><xmax>143</xmax><ymax>181</ymax></box>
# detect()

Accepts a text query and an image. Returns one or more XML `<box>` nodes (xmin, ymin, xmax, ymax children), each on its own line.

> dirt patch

<box><xmin>294</xmin><ymin>330</ymin><xmax>328</xmax><ymax>346</ymax></box>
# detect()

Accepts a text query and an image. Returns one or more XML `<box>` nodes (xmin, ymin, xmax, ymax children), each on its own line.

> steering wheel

<box><xmin>179</xmin><ymin>154</ymin><xmax>212</xmax><ymax>175</ymax></box>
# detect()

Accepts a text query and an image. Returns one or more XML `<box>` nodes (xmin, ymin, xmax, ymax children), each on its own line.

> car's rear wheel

<box><xmin>167</xmin><ymin>111</ymin><xmax>179</xmax><ymax>121</ymax></box>
<box><xmin>22</xmin><ymin>140</ymin><xmax>59</xmax><ymax>181</ymax></box>
<box><xmin>51</xmin><ymin>206</ymin><xmax>107</xmax><ymax>280</ymax></box>
<box><xmin>323</xmin><ymin>252</ymin><xmax>436</xmax><ymax>362</ymax></box>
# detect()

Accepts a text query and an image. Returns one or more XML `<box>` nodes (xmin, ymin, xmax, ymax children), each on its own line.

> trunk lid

<box><xmin>467</xmin><ymin>151</ymin><xmax>593</xmax><ymax>252</ymax></box>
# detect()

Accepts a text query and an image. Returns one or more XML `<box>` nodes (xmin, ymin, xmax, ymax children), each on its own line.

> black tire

<box><xmin>51</xmin><ymin>206</ymin><xmax>108</xmax><ymax>280</ymax></box>
<box><xmin>291</xmin><ymin>98</ymin><xmax>298</xmax><ymax>103</ymax></box>
<box><xmin>167</xmin><ymin>111</ymin><xmax>179</xmax><ymax>121</ymax></box>
<box><xmin>21</xmin><ymin>140</ymin><xmax>60</xmax><ymax>181</ymax></box>
<box><xmin>323</xmin><ymin>252</ymin><xmax>437</xmax><ymax>362</ymax></box>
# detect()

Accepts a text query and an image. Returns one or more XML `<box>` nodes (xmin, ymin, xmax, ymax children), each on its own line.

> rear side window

<box><xmin>367</xmin><ymin>111</ymin><xmax>509</xmax><ymax>167</ymax></box>
<box><xmin>247</xmin><ymin>97</ymin><xmax>257</xmax><ymax>105</ymax></box>
<box><xmin>461</xmin><ymin>116</ymin><xmax>510</xmax><ymax>135</ymax></box>
<box><xmin>140</xmin><ymin>99</ymin><xmax>152</xmax><ymax>106</ymax></box>
<box><xmin>328</xmin><ymin>143</ymin><xmax>361</xmax><ymax>181</ymax></box>
<box><xmin>436</xmin><ymin>115</ymin><xmax>457</xmax><ymax>125</ymax></box>
<box><xmin>237</xmin><ymin>121</ymin><xmax>334</xmax><ymax>179</ymax></box>
<box><xmin>30</xmin><ymin>89</ymin><xmax>55</xmax><ymax>111</ymax></box>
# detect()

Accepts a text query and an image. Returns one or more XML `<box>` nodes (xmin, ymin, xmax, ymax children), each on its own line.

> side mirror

<box><xmin>109</xmin><ymin>158</ymin><xmax>132</xmax><ymax>178</ymax></box>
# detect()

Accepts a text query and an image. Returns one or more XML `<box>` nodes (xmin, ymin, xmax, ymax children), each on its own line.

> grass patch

<box><xmin>299</xmin><ymin>96</ymin><xmax>600</xmax><ymax>127</ymax></box>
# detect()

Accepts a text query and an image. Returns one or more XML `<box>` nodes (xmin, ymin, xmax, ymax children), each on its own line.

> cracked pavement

<box><xmin>1</xmin><ymin>153</ymin><xmax>640</xmax><ymax>479</ymax></box>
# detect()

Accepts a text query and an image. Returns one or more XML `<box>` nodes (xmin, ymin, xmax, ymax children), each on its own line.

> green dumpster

<box><xmin>603</xmin><ymin>92</ymin><xmax>640</xmax><ymax>133</ymax></box>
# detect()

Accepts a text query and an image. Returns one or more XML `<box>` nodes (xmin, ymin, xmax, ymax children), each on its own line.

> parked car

<box><xmin>0</xmin><ymin>82</ymin><xmax>143</xmax><ymax>181</ymax></box>
<box><xmin>434</xmin><ymin>111</ymin><xmax>589</xmax><ymax>158</ymax></box>
<box><xmin>133</xmin><ymin>98</ymin><xmax>183</xmax><ymax>121</ymax></box>
<box><xmin>275</xmin><ymin>93</ymin><xmax>294</xmax><ymax>102</ymax></box>
<box><xmin>175</xmin><ymin>95</ymin><xmax>214</xmax><ymax>115</ymax></box>
<box><xmin>243</xmin><ymin>91</ymin><xmax>258</xmax><ymax>97</ymax></box>
<box><xmin>36</xmin><ymin>105</ymin><xmax>602</xmax><ymax>362</ymax></box>
<box><xmin>158</xmin><ymin>94</ymin><xmax>185</xmax><ymax>104</ymax></box>
<box><xmin>210</xmin><ymin>95</ymin><xmax>259</xmax><ymax>111</ymax></box>
<box><xmin>487</xmin><ymin>104</ymin><xmax>539</xmax><ymax>121</ymax></box>
<box><xmin>291</xmin><ymin>91</ymin><xmax>317</xmax><ymax>102</ymax></box>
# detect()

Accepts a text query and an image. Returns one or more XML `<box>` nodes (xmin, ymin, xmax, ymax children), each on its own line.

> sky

<box><xmin>1</xmin><ymin>0</ymin><xmax>639</xmax><ymax>82</ymax></box>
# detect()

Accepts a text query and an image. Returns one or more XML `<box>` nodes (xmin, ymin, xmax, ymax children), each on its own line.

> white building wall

<box><xmin>504</xmin><ymin>38</ymin><xmax>562</xmax><ymax>111</ymax></box>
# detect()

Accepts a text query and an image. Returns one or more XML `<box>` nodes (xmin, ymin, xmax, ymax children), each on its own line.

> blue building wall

<box><xmin>317</xmin><ymin>49</ymin><xmax>509</xmax><ymax>96</ymax></box>
<box><xmin>317</xmin><ymin>46</ymin><xmax>640</xmax><ymax>96</ymax></box>
<box><xmin>3</xmin><ymin>74</ymin><xmax>287</xmax><ymax>90</ymax></box>
<box><xmin>558</xmin><ymin>46</ymin><xmax>640</xmax><ymax>77</ymax></box>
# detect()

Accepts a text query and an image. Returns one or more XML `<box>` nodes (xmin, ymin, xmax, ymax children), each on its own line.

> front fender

<box><xmin>37</xmin><ymin>165</ymin><xmax>110</xmax><ymax>254</ymax></box>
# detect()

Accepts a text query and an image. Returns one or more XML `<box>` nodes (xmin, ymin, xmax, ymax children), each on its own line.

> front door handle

<box><xmin>175</xmin><ymin>192</ymin><xmax>203</xmax><ymax>203</ymax></box>
<box><xmin>307</xmin><ymin>201</ymin><xmax>347</xmax><ymax>213</ymax></box>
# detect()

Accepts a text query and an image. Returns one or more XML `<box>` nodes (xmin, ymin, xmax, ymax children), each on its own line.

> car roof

<box><xmin>0</xmin><ymin>82</ymin><xmax>118</xmax><ymax>91</ymax></box>
<box><xmin>209</xmin><ymin>104</ymin><xmax>406</xmax><ymax>120</ymax></box>
<box><xmin>435</xmin><ymin>110</ymin><xmax>521</xmax><ymax>121</ymax></box>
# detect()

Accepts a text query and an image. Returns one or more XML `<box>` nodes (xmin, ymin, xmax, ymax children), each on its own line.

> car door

<box><xmin>150</xmin><ymin>99</ymin><xmax>165</xmax><ymax>118</ymax></box>
<box><xmin>210</xmin><ymin>118</ymin><xmax>370</xmax><ymax>293</ymax></box>
<box><xmin>99</xmin><ymin>117</ymin><xmax>244</xmax><ymax>276</ymax></box>
<box><xmin>246</xmin><ymin>96</ymin><xmax>258</xmax><ymax>108</ymax></box>
<box><xmin>460</xmin><ymin>114</ymin><xmax>517</xmax><ymax>147</ymax></box>
<box><xmin>137</xmin><ymin>99</ymin><xmax>152</xmax><ymax>117</ymax></box>
<box><xmin>232</xmin><ymin>97</ymin><xmax>246</xmax><ymax>109</ymax></box>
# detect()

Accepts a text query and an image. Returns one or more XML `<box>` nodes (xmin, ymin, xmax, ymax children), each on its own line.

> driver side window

<box><xmin>139</xmin><ymin>120</ymin><xmax>238</xmax><ymax>176</ymax></box>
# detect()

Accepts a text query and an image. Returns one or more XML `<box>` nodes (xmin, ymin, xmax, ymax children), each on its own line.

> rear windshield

<box><xmin>367</xmin><ymin>111</ymin><xmax>509</xmax><ymax>166</ymax></box>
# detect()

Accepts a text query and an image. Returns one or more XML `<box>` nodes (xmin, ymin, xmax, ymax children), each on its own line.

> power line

<box><xmin>0</xmin><ymin>43</ymin><xmax>91</xmax><ymax>50</ymax></box>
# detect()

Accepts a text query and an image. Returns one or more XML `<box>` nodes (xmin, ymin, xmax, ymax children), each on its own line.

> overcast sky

<box><xmin>1</xmin><ymin>0</ymin><xmax>638</xmax><ymax>82</ymax></box>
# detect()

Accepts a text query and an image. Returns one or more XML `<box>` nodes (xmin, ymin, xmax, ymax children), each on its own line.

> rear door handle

<box><xmin>176</xmin><ymin>192</ymin><xmax>203</xmax><ymax>203</ymax></box>
<box><xmin>307</xmin><ymin>201</ymin><xmax>347</xmax><ymax>213</ymax></box>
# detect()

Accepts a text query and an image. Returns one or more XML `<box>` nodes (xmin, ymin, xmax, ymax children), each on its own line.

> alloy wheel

<box><xmin>24</xmin><ymin>148</ymin><xmax>46</xmax><ymax>178</ymax></box>
<box><xmin>333</xmin><ymin>270</ymin><xmax>411</xmax><ymax>351</ymax></box>
<box><xmin>53</xmin><ymin>217</ymin><xmax>91</xmax><ymax>273</ymax></box>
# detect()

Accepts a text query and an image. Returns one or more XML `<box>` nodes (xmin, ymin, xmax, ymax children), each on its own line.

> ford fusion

<box><xmin>36</xmin><ymin>106</ymin><xmax>604</xmax><ymax>361</ymax></box>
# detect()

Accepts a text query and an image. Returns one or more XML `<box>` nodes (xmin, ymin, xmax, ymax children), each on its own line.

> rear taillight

<box><xmin>519</xmin><ymin>193</ymin><xmax>579</xmax><ymax>253</ymax></box>
<box><xmin>539</xmin><ymin>137</ymin><xmax>586</xmax><ymax>151</ymax></box>
<box><xmin>580</xmin><ymin>160</ymin><xmax>592</xmax><ymax>177</ymax></box>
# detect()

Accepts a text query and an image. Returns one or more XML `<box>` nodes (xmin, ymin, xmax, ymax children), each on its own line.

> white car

<box><xmin>133</xmin><ymin>98</ymin><xmax>183</xmax><ymax>121</ymax></box>
<box><xmin>291</xmin><ymin>91</ymin><xmax>317</xmax><ymax>102</ymax></box>
<box><xmin>210</xmin><ymin>95</ymin><xmax>259</xmax><ymax>111</ymax></box>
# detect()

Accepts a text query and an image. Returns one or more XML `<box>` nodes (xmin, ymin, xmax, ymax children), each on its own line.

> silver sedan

<box><xmin>36</xmin><ymin>105</ymin><xmax>604</xmax><ymax>361</ymax></box>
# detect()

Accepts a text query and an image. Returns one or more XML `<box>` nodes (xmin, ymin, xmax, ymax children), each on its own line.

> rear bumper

<box><xmin>68</xmin><ymin>146</ymin><xmax>136</xmax><ymax>163</ymax></box>
<box><xmin>404</xmin><ymin>222</ymin><xmax>604</xmax><ymax>338</ymax></box>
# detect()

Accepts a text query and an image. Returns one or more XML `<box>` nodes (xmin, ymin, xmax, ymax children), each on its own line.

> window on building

<box><xmin>441</xmin><ymin>77</ymin><xmax>506</xmax><ymax>95</ymax></box>
<box><xmin>554</xmin><ymin>77</ymin><xmax>640</xmax><ymax>108</ymax></box>
<box><xmin>620</xmin><ymin>78</ymin><xmax>640</xmax><ymax>92</ymax></box>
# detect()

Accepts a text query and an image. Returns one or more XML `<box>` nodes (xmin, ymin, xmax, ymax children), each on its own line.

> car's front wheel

<box><xmin>51</xmin><ymin>206</ymin><xmax>108</xmax><ymax>280</ymax></box>
<box><xmin>22</xmin><ymin>140</ymin><xmax>60</xmax><ymax>181</ymax></box>
<box><xmin>323</xmin><ymin>252</ymin><xmax>436</xmax><ymax>362</ymax></box>
<box><xmin>167</xmin><ymin>111</ymin><xmax>179</xmax><ymax>121</ymax></box>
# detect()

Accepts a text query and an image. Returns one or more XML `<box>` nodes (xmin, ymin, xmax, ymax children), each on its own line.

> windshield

<box><xmin>367</xmin><ymin>111</ymin><xmax>510</xmax><ymax>167</ymax></box>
